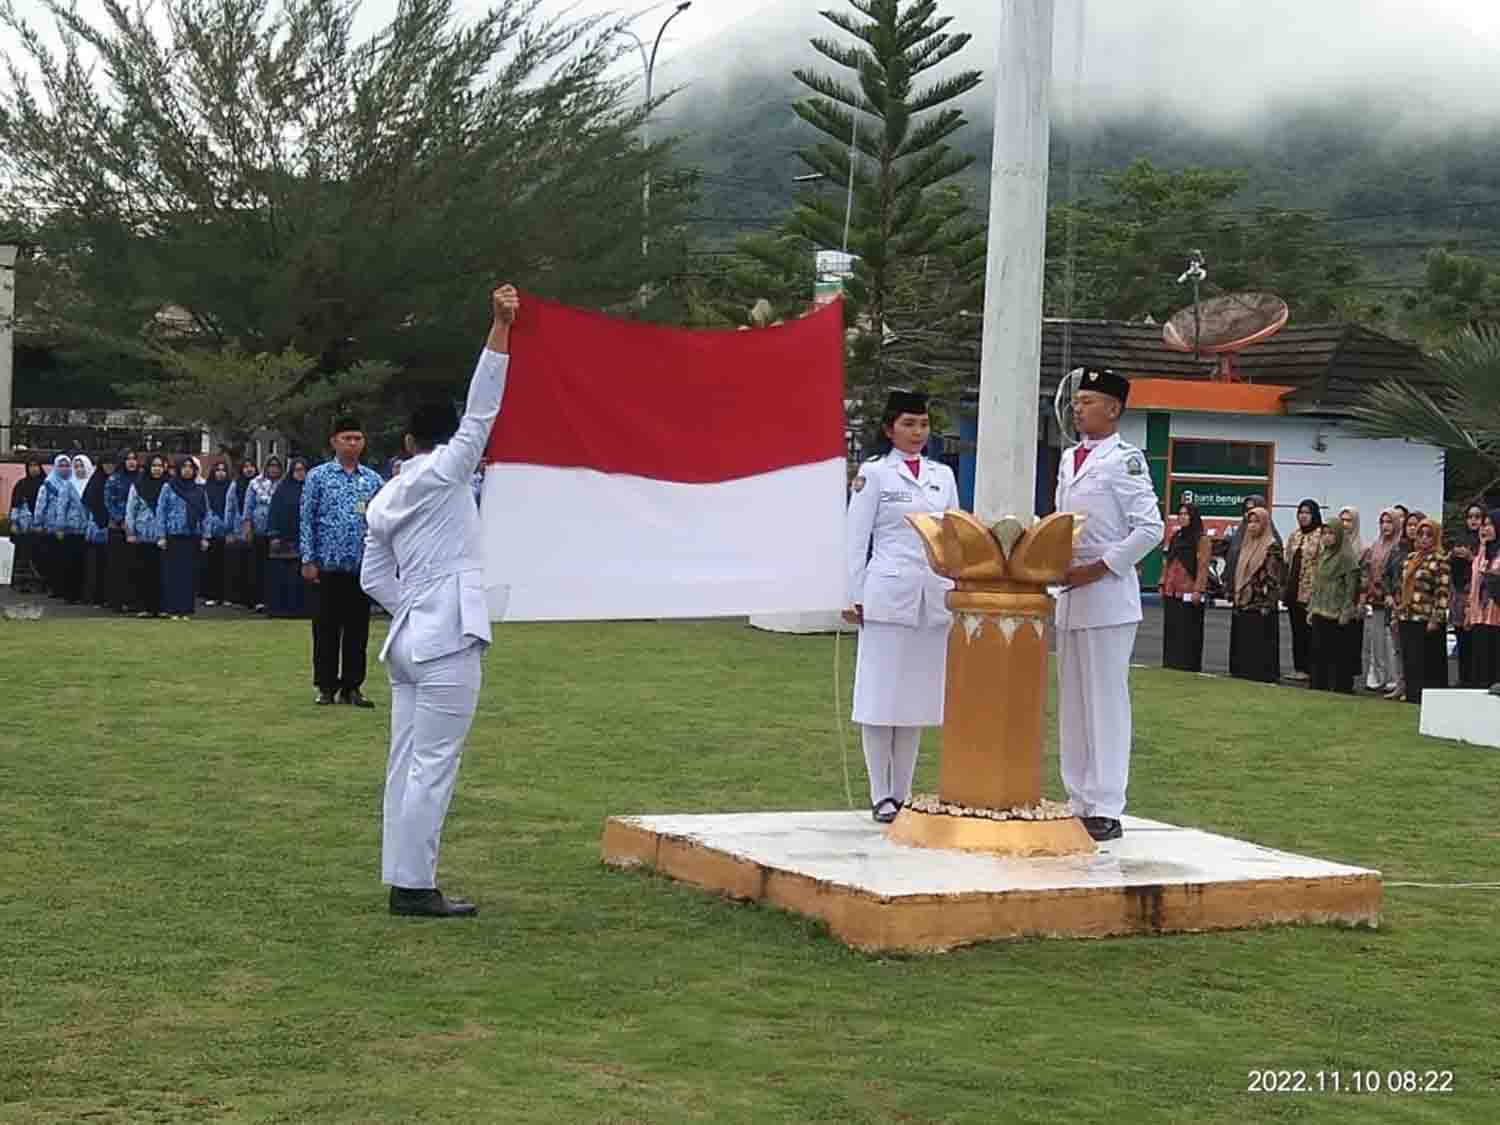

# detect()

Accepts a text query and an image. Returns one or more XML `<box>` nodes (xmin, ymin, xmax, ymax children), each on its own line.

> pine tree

<box><xmin>732</xmin><ymin>0</ymin><xmax>985</xmax><ymax>447</ymax></box>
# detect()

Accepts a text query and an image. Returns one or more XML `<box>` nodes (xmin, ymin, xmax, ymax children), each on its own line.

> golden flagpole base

<box><xmin>886</xmin><ymin>808</ymin><xmax>1095</xmax><ymax>857</ymax></box>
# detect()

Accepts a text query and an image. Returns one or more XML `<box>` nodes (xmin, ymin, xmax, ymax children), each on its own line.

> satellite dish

<box><xmin>1054</xmin><ymin>367</ymin><xmax>1085</xmax><ymax>446</ymax></box>
<box><xmin>1163</xmin><ymin>292</ymin><xmax>1289</xmax><ymax>381</ymax></box>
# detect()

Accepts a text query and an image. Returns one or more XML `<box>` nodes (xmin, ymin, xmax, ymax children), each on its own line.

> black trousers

<box><xmin>1288</xmin><ymin>601</ymin><xmax>1311</xmax><ymax>673</ymax></box>
<box><xmin>133</xmin><ymin>540</ymin><xmax>162</xmax><ymax>615</ymax></box>
<box><xmin>54</xmin><ymin>535</ymin><xmax>86</xmax><ymax>603</ymax></box>
<box><xmin>34</xmin><ymin>533</ymin><xmax>56</xmax><ymax>594</ymax></box>
<box><xmin>253</xmin><ymin>535</ymin><xmax>271</xmax><ymax>608</ymax></box>
<box><xmin>107</xmin><ymin>528</ymin><xmax>132</xmax><ymax>609</ymax></box>
<box><xmin>1310</xmin><ymin>615</ymin><xmax>1354</xmax><ymax>693</ymax></box>
<box><xmin>311</xmin><ymin>571</ymin><xmax>371</xmax><ymax>695</ymax></box>
<box><xmin>225</xmin><ymin>541</ymin><xmax>254</xmax><ymax>606</ymax></box>
<box><xmin>1343</xmin><ymin>618</ymin><xmax>1365</xmax><ymax>691</ymax></box>
<box><xmin>161</xmin><ymin>538</ymin><xmax>198</xmax><ymax>616</ymax></box>
<box><xmin>1230</xmin><ymin>608</ymin><xmax>1281</xmax><ymax>683</ymax></box>
<box><xmin>82</xmin><ymin>539</ymin><xmax>107</xmax><ymax>605</ymax></box>
<box><xmin>1398</xmin><ymin>621</ymin><xmax>1449</xmax><ymax>704</ymax></box>
<box><xmin>1455</xmin><ymin>624</ymin><xmax>1476</xmax><ymax>687</ymax></box>
<box><xmin>200</xmin><ymin>539</ymin><xmax>225</xmax><ymax>602</ymax></box>
<box><xmin>1472</xmin><ymin>625</ymin><xmax>1500</xmax><ymax>690</ymax></box>
<box><xmin>1162</xmin><ymin>596</ymin><xmax>1205</xmax><ymax>672</ymax></box>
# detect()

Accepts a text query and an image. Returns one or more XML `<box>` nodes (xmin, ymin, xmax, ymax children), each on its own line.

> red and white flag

<box><xmin>481</xmin><ymin>296</ymin><xmax>847</xmax><ymax>621</ymax></box>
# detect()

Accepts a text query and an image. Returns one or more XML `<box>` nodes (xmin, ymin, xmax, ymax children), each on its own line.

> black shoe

<box><xmin>1081</xmin><ymin>816</ymin><xmax>1123</xmax><ymax>842</ymax></box>
<box><xmin>389</xmin><ymin>887</ymin><xmax>478</xmax><ymax>918</ymax></box>
<box><xmin>872</xmin><ymin>797</ymin><xmax>901</xmax><ymax>824</ymax></box>
<box><xmin>340</xmin><ymin>689</ymin><xmax>375</xmax><ymax>709</ymax></box>
<box><xmin>315</xmin><ymin>691</ymin><xmax>337</xmax><ymax>706</ymax></box>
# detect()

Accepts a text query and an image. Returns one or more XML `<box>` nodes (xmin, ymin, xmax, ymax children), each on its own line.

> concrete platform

<box><xmin>601</xmin><ymin>811</ymin><xmax>1382</xmax><ymax>952</ymax></box>
<box><xmin>1419</xmin><ymin>689</ymin><xmax>1500</xmax><ymax>749</ymax></box>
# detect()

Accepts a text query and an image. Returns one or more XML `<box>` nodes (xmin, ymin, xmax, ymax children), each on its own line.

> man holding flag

<box><xmin>361</xmin><ymin>284</ymin><xmax>520</xmax><ymax>918</ymax></box>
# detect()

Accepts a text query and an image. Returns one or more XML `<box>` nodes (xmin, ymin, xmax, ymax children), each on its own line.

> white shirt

<box><xmin>1054</xmin><ymin>432</ymin><xmax>1165</xmax><ymax>631</ymax></box>
<box><xmin>361</xmin><ymin>350</ymin><xmax>510</xmax><ymax>663</ymax></box>
<box><xmin>846</xmin><ymin>448</ymin><xmax>960</xmax><ymax>628</ymax></box>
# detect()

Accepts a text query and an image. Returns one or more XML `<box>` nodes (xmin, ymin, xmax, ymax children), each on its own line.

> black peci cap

<box><xmin>330</xmin><ymin>414</ymin><xmax>364</xmax><ymax>436</ymax></box>
<box><xmin>884</xmin><ymin>389</ymin><xmax>929</xmax><ymax>416</ymax></box>
<box><xmin>1079</xmin><ymin>367</ymin><xmax>1130</xmax><ymax>405</ymax></box>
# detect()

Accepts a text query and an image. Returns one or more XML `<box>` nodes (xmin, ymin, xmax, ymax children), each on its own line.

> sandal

<box><xmin>871</xmin><ymin>798</ymin><xmax>901</xmax><ymax>824</ymax></box>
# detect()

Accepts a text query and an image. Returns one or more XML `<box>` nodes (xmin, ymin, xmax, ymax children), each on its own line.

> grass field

<box><xmin>2</xmin><ymin>615</ymin><xmax>1498</xmax><ymax>1123</ymax></box>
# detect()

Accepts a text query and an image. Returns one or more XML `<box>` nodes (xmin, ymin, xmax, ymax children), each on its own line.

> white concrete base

<box><xmin>0</xmin><ymin>538</ymin><xmax>12</xmax><ymax>585</ymax></box>
<box><xmin>602</xmin><ymin>811</ymin><xmax>1382</xmax><ymax>951</ymax></box>
<box><xmin>1419</xmin><ymin>689</ymin><xmax>1500</xmax><ymax>749</ymax></box>
<box><xmin>747</xmin><ymin>612</ymin><xmax>854</xmax><ymax>634</ymax></box>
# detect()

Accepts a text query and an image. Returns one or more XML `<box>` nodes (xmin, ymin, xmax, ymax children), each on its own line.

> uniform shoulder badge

<box><xmin>1125</xmin><ymin>453</ymin><xmax>1145</xmax><ymax>476</ymax></box>
<box><xmin>850</xmin><ymin>476</ymin><xmax>866</xmax><ymax>492</ymax></box>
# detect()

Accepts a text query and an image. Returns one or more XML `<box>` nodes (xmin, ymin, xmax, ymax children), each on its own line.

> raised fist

<box><xmin>492</xmin><ymin>284</ymin><xmax>519</xmax><ymax>326</ymax></box>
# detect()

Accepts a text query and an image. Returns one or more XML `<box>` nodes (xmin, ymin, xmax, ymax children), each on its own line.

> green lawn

<box><xmin>2</xmin><ymin>617</ymin><xmax>1497</xmax><ymax>1123</ymax></box>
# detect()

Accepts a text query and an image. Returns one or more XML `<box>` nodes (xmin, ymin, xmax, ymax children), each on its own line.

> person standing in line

<box><xmin>1161</xmin><ymin>501</ymin><xmax>1212</xmax><ymax>672</ymax></box>
<box><xmin>1307</xmin><ymin>518</ymin><xmax>1360</xmax><ymax>693</ymax></box>
<box><xmin>224</xmin><ymin>459</ymin><xmax>259</xmax><ymax>609</ymax></box>
<box><xmin>155</xmin><ymin>456</ymin><xmax>210</xmax><ymax>619</ymax></box>
<box><xmin>844</xmin><ymin>389</ymin><xmax>960</xmax><ymax>825</ymax></box>
<box><xmin>34</xmin><ymin>455</ymin><xmax>89</xmax><ymax>604</ymax></box>
<box><xmin>1228</xmin><ymin>507</ymin><xmax>1285</xmax><ymax>683</ymax></box>
<box><xmin>8</xmin><ymin>457</ymin><xmax>47</xmax><ymax>594</ymax></box>
<box><xmin>1282</xmin><ymin>499</ymin><xmax>1324</xmax><ymax>682</ymax></box>
<box><xmin>243</xmin><ymin>456</ymin><xmax>283</xmax><ymax>613</ymax></box>
<box><xmin>302</xmin><ymin>420</ymin><xmax>384</xmax><ymax>707</ymax></box>
<box><xmin>104</xmin><ymin>452</ymin><xmax>139</xmax><ymax>612</ymax></box>
<box><xmin>1396</xmin><ymin>517</ymin><xmax>1450</xmax><ymax>705</ymax></box>
<box><xmin>266</xmin><ymin>458</ymin><xmax>310</xmax><ymax>619</ymax></box>
<box><xmin>126</xmin><ymin>454</ymin><xmax>168</xmax><ymax>618</ymax></box>
<box><xmin>1466</xmin><ymin>510</ymin><xmax>1500</xmax><ymax>693</ymax></box>
<box><xmin>68</xmin><ymin>455</ymin><xmax>101</xmax><ymax>604</ymax></box>
<box><xmin>1337</xmin><ymin>506</ymin><xmax>1366</xmax><ymax>689</ymax></box>
<box><xmin>1360</xmin><ymin>508</ymin><xmax>1403</xmax><ymax>693</ymax></box>
<box><xmin>80</xmin><ymin>453</ymin><xmax>115</xmax><ymax>607</ymax></box>
<box><xmin>201</xmin><ymin>460</ymin><xmax>232</xmax><ymax>606</ymax></box>
<box><xmin>1382</xmin><ymin>506</ymin><xmax>1417</xmax><ymax>699</ymax></box>
<box><xmin>1448</xmin><ymin>503</ymin><xmax>1484</xmax><ymax>686</ymax></box>
<box><xmin>1054</xmin><ymin>369</ymin><xmax>1164</xmax><ymax>843</ymax></box>
<box><xmin>362</xmin><ymin>284</ymin><xmax>521</xmax><ymax>918</ymax></box>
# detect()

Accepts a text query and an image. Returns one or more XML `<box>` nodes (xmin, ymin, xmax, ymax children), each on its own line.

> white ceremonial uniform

<box><xmin>361</xmin><ymin>348</ymin><xmax>509</xmax><ymax>889</ymax></box>
<box><xmin>1054</xmin><ymin>432</ymin><xmax>1165</xmax><ymax>820</ymax></box>
<box><xmin>846</xmin><ymin>448</ymin><xmax>959</xmax><ymax>806</ymax></box>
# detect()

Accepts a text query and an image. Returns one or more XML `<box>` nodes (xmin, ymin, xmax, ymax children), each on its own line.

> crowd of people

<box><xmin>8</xmin><ymin>450</ymin><xmax>312</xmax><ymax>619</ymax></box>
<box><xmin>1161</xmin><ymin>495</ymin><xmax>1500</xmax><ymax>703</ymax></box>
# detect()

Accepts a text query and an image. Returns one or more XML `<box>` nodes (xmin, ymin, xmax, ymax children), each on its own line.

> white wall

<box><xmin>1167</xmin><ymin>413</ymin><xmax>1444</xmax><ymax>541</ymax></box>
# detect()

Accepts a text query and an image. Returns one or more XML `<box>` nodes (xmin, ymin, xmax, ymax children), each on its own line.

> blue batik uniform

<box><xmin>104</xmin><ymin>473</ymin><xmax>132</xmax><ymax>527</ymax></box>
<box><xmin>11</xmin><ymin>500</ymin><xmax>32</xmax><ymax>534</ymax></box>
<box><xmin>244</xmin><ymin>477</ymin><xmax>278</xmax><ymax>536</ymax></box>
<box><xmin>224</xmin><ymin>481</ymin><xmax>252</xmax><ymax>543</ymax></box>
<box><xmin>125</xmin><ymin>485</ymin><xmax>163</xmax><ymax>542</ymax></box>
<box><xmin>35</xmin><ymin>477</ymin><xmax>89</xmax><ymax>537</ymax></box>
<box><xmin>156</xmin><ymin>487</ymin><xmax>208</xmax><ymax>540</ymax></box>
<box><xmin>300</xmin><ymin>461</ymin><xmax>384</xmax><ymax>574</ymax></box>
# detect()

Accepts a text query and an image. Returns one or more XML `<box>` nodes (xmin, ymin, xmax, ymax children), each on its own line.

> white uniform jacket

<box><xmin>846</xmin><ymin>449</ymin><xmax>960</xmax><ymax>628</ymax></box>
<box><xmin>361</xmin><ymin>349</ymin><xmax>510</xmax><ymax>664</ymax></box>
<box><xmin>1054</xmin><ymin>433</ymin><xmax>1165</xmax><ymax>632</ymax></box>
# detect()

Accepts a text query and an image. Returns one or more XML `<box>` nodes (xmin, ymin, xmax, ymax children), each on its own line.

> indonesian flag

<box><xmin>481</xmin><ymin>296</ymin><xmax>848</xmax><ymax>621</ymax></box>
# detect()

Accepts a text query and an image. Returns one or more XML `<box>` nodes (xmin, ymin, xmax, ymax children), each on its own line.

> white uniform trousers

<box><xmin>1056</xmin><ymin>622</ymin><xmax>1137</xmax><ymax>819</ymax></box>
<box><xmin>860</xmin><ymin>725</ymin><xmax>921</xmax><ymax>807</ymax></box>
<box><xmin>381</xmin><ymin>633</ymin><xmax>484</xmax><ymax>889</ymax></box>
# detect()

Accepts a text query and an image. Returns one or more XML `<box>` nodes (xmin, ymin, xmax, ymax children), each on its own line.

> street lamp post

<box><xmin>622</xmin><ymin>2</ymin><xmax>692</xmax><ymax>263</ymax></box>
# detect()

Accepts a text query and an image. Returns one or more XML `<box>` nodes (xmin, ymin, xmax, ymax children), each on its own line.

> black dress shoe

<box><xmin>871</xmin><ymin>798</ymin><xmax>901</xmax><ymax>824</ymax></box>
<box><xmin>389</xmin><ymin>887</ymin><xmax>478</xmax><ymax>917</ymax></box>
<box><xmin>340</xmin><ymin>689</ymin><xmax>375</xmax><ymax>709</ymax></box>
<box><xmin>315</xmin><ymin>691</ymin><xmax>337</xmax><ymax>705</ymax></box>
<box><xmin>1081</xmin><ymin>816</ymin><xmax>1123</xmax><ymax>842</ymax></box>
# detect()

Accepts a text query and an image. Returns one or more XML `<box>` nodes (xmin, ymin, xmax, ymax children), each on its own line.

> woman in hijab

<box><xmin>1161</xmin><ymin>501</ymin><xmax>1212</xmax><ymax>671</ymax></box>
<box><xmin>8</xmin><ymin>456</ymin><xmax>47</xmax><ymax>594</ymax></box>
<box><xmin>70</xmin><ymin>454</ymin><xmax>94</xmax><ymax>499</ymax></box>
<box><xmin>1448</xmin><ymin>503</ymin><xmax>1485</xmax><ymax>686</ymax></box>
<box><xmin>200</xmin><ymin>460</ymin><xmax>232</xmax><ymax>606</ymax></box>
<box><xmin>1307</xmin><ymin>517</ymin><xmax>1361</xmax><ymax>693</ymax></box>
<box><xmin>1360</xmin><ymin>508</ymin><xmax>1403</xmax><ymax>693</ymax></box>
<box><xmin>1228</xmin><ymin>507</ymin><xmax>1284</xmax><ymax>683</ymax></box>
<box><xmin>1336</xmin><ymin>506</ymin><xmax>1366</xmax><ymax>687</ymax></box>
<box><xmin>126</xmin><ymin>454</ymin><xmax>168</xmax><ymax>617</ymax></box>
<box><xmin>155</xmin><ymin>456</ymin><xmax>210</xmax><ymax>619</ymax></box>
<box><xmin>243</xmin><ymin>456</ymin><xmax>283</xmax><ymax>612</ymax></box>
<box><xmin>34</xmin><ymin>455</ymin><xmax>90</xmax><ymax>603</ymax></box>
<box><xmin>265</xmin><ymin>457</ymin><xmax>310</xmax><ymax>618</ymax></box>
<box><xmin>1281</xmin><ymin>499</ymin><xmax>1324</xmax><ymax>682</ymax></box>
<box><xmin>80</xmin><ymin>453</ymin><xmax>116</xmax><ymax>606</ymax></box>
<box><xmin>1395</xmin><ymin>516</ymin><xmax>1450</xmax><ymax>704</ymax></box>
<box><xmin>1382</xmin><ymin>509</ymin><xmax>1424</xmax><ymax>699</ymax></box>
<box><xmin>104</xmin><ymin>451</ymin><xmax>140</xmax><ymax>612</ymax></box>
<box><xmin>1466</xmin><ymin>509</ymin><xmax>1500</xmax><ymax>692</ymax></box>
<box><xmin>224</xmin><ymin>458</ymin><xmax>259</xmax><ymax>609</ymax></box>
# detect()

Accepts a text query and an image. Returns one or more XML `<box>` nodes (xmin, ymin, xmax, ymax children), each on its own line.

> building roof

<box><xmin>1031</xmin><ymin>319</ymin><xmax>1433</xmax><ymax>416</ymax></box>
